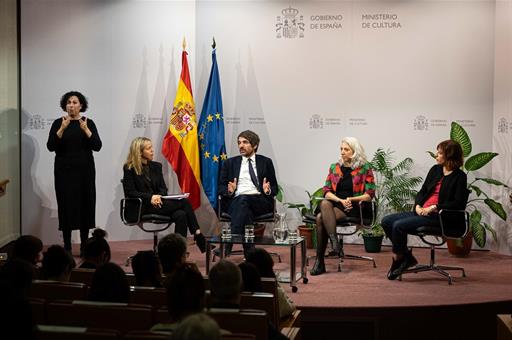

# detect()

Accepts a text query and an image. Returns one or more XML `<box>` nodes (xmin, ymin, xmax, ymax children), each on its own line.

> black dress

<box><xmin>47</xmin><ymin>118</ymin><xmax>102</xmax><ymax>231</ymax></box>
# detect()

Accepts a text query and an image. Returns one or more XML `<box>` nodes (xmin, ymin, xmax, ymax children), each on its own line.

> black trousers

<box><xmin>227</xmin><ymin>194</ymin><xmax>273</xmax><ymax>234</ymax></box>
<box><xmin>144</xmin><ymin>198</ymin><xmax>200</xmax><ymax>237</ymax></box>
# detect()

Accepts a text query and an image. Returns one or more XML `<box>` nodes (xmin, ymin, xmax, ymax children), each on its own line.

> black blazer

<box><xmin>218</xmin><ymin>154</ymin><xmax>278</xmax><ymax>200</ymax></box>
<box><xmin>122</xmin><ymin>161</ymin><xmax>168</xmax><ymax>207</ymax></box>
<box><xmin>415</xmin><ymin>164</ymin><xmax>468</xmax><ymax>211</ymax></box>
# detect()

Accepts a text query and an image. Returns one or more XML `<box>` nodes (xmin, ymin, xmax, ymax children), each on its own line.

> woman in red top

<box><xmin>382</xmin><ymin>140</ymin><xmax>467</xmax><ymax>280</ymax></box>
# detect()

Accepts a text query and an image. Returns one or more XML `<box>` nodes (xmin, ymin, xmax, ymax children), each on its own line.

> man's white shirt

<box><xmin>235</xmin><ymin>155</ymin><xmax>260</xmax><ymax>196</ymax></box>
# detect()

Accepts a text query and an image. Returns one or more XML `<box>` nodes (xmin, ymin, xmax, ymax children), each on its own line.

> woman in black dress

<box><xmin>122</xmin><ymin>137</ymin><xmax>207</xmax><ymax>253</ymax></box>
<box><xmin>47</xmin><ymin>91</ymin><xmax>102</xmax><ymax>255</ymax></box>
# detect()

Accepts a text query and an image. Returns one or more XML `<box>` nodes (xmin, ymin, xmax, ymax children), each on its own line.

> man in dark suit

<box><xmin>218</xmin><ymin>130</ymin><xmax>278</xmax><ymax>256</ymax></box>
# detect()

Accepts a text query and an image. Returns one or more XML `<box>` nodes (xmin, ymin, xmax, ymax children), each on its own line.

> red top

<box><xmin>423</xmin><ymin>179</ymin><xmax>443</xmax><ymax>208</ymax></box>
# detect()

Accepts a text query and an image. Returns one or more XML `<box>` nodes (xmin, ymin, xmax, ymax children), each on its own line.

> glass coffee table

<box><xmin>206</xmin><ymin>235</ymin><xmax>308</xmax><ymax>293</ymax></box>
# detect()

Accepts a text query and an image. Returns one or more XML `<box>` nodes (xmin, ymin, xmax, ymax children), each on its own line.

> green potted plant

<box><xmin>429</xmin><ymin>122</ymin><xmax>509</xmax><ymax>254</ymax></box>
<box><xmin>283</xmin><ymin>188</ymin><xmax>324</xmax><ymax>249</ymax></box>
<box><xmin>363</xmin><ymin>148</ymin><xmax>424</xmax><ymax>252</ymax></box>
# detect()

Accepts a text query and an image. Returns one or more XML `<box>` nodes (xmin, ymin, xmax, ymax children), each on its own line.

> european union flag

<box><xmin>198</xmin><ymin>47</ymin><xmax>226</xmax><ymax>210</ymax></box>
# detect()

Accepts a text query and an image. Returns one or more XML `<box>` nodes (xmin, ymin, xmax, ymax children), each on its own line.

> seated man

<box><xmin>208</xmin><ymin>259</ymin><xmax>243</xmax><ymax>309</ymax></box>
<box><xmin>151</xmin><ymin>264</ymin><xmax>205</xmax><ymax>333</ymax></box>
<box><xmin>218</xmin><ymin>130</ymin><xmax>278</xmax><ymax>256</ymax></box>
<box><xmin>208</xmin><ymin>259</ymin><xmax>287</xmax><ymax>340</ymax></box>
<box><xmin>157</xmin><ymin>233</ymin><xmax>188</xmax><ymax>277</ymax></box>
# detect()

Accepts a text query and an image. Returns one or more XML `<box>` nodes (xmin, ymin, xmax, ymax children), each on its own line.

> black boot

<box><xmin>328</xmin><ymin>233</ymin><xmax>341</xmax><ymax>257</ymax></box>
<box><xmin>388</xmin><ymin>249</ymin><xmax>419</xmax><ymax>280</ymax></box>
<box><xmin>63</xmin><ymin>230</ymin><xmax>72</xmax><ymax>254</ymax></box>
<box><xmin>310</xmin><ymin>256</ymin><xmax>326</xmax><ymax>276</ymax></box>
<box><xmin>387</xmin><ymin>258</ymin><xmax>402</xmax><ymax>280</ymax></box>
<box><xmin>194</xmin><ymin>232</ymin><xmax>207</xmax><ymax>253</ymax></box>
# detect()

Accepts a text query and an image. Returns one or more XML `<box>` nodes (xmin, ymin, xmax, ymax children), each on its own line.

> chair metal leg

<box><xmin>399</xmin><ymin>245</ymin><xmax>465</xmax><ymax>284</ymax></box>
<box><xmin>336</xmin><ymin>235</ymin><xmax>376</xmax><ymax>271</ymax></box>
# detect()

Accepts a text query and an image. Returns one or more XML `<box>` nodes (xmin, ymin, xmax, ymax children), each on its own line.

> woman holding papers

<box><xmin>310</xmin><ymin>137</ymin><xmax>376</xmax><ymax>276</ymax></box>
<box><xmin>123</xmin><ymin>137</ymin><xmax>207</xmax><ymax>253</ymax></box>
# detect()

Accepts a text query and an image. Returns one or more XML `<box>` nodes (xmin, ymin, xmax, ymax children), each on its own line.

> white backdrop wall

<box><xmin>21</xmin><ymin>0</ymin><xmax>510</xmax><ymax>253</ymax></box>
<box><xmin>492</xmin><ymin>0</ymin><xmax>512</xmax><ymax>255</ymax></box>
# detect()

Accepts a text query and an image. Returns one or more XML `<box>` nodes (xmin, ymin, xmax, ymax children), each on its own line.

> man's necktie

<box><xmin>247</xmin><ymin>158</ymin><xmax>259</xmax><ymax>189</ymax></box>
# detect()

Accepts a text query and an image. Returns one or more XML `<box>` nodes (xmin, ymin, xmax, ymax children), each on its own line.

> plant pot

<box><xmin>298</xmin><ymin>226</ymin><xmax>314</xmax><ymax>249</ymax></box>
<box><xmin>363</xmin><ymin>235</ymin><xmax>384</xmax><ymax>253</ymax></box>
<box><xmin>447</xmin><ymin>232</ymin><xmax>473</xmax><ymax>257</ymax></box>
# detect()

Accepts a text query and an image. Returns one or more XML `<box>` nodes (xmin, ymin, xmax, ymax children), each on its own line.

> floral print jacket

<box><xmin>322</xmin><ymin>162</ymin><xmax>376</xmax><ymax>199</ymax></box>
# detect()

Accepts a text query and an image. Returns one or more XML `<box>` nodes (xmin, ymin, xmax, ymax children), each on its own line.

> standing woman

<box><xmin>122</xmin><ymin>137</ymin><xmax>207</xmax><ymax>253</ymax></box>
<box><xmin>310</xmin><ymin>137</ymin><xmax>376</xmax><ymax>276</ymax></box>
<box><xmin>47</xmin><ymin>91</ymin><xmax>102</xmax><ymax>255</ymax></box>
<box><xmin>381</xmin><ymin>140</ymin><xmax>467</xmax><ymax>280</ymax></box>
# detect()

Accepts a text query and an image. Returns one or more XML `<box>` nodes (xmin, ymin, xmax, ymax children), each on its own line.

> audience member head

<box><xmin>125</xmin><ymin>136</ymin><xmax>152</xmax><ymax>175</ymax></box>
<box><xmin>12</xmin><ymin>235</ymin><xmax>43</xmax><ymax>265</ymax></box>
<box><xmin>245</xmin><ymin>248</ymin><xmax>275</xmax><ymax>278</ymax></box>
<box><xmin>437</xmin><ymin>139</ymin><xmax>464</xmax><ymax>170</ymax></box>
<box><xmin>158</xmin><ymin>233</ymin><xmax>187</xmax><ymax>275</ymax></box>
<box><xmin>238</xmin><ymin>261</ymin><xmax>263</xmax><ymax>292</ymax></box>
<box><xmin>340</xmin><ymin>136</ymin><xmax>367</xmax><ymax>169</ymax></box>
<box><xmin>89</xmin><ymin>262</ymin><xmax>130</xmax><ymax>303</ymax></box>
<box><xmin>165</xmin><ymin>264</ymin><xmax>205</xmax><ymax>322</ymax></box>
<box><xmin>41</xmin><ymin>245</ymin><xmax>76</xmax><ymax>281</ymax></box>
<box><xmin>172</xmin><ymin>313</ymin><xmax>221</xmax><ymax>340</ymax></box>
<box><xmin>0</xmin><ymin>258</ymin><xmax>36</xmax><ymax>298</ymax></box>
<box><xmin>238</xmin><ymin>130</ymin><xmax>260</xmax><ymax>152</ymax></box>
<box><xmin>131</xmin><ymin>250</ymin><xmax>162</xmax><ymax>287</ymax></box>
<box><xmin>208</xmin><ymin>259</ymin><xmax>242</xmax><ymax>306</ymax></box>
<box><xmin>82</xmin><ymin>228</ymin><xmax>111</xmax><ymax>267</ymax></box>
<box><xmin>0</xmin><ymin>258</ymin><xmax>37</xmax><ymax>339</ymax></box>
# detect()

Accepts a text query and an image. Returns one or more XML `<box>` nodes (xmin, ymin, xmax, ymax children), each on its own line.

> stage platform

<box><xmin>90</xmin><ymin>239</ymin><xmax>512</xmax><ymax>340</ymax></box>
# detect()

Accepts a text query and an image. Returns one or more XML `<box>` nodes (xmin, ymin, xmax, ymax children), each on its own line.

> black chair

<box><xmin>213</xmin><ymin>195</ymin><xmax>280</xmax><ymax>262</ymax></box>
<box><xmin>303</xmin><ymin>200</ymin><xmax>377</xmax><ymax>271</ymax></box>
<box><xmin>120</xmin><ymin>179</ymin><xmax>174</xmax><ymax>264</ymax></box>
<box><xmin>399</xmin><ymin>208</ymin><xmax>470</xmax><ymax>285</ymax></box>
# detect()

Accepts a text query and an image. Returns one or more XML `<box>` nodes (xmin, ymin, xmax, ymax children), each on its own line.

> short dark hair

<box><xmin>60</xmin><ymin>91</ymin><xmax>88</xmax><ymax>112</ymax></box>
<box><xmin>165</xmin><ymin>264</ymin><xmax>205</xmax><ymax>321</ymax></box>
<box><xmin>83</xmin><ymin>229</ymin><xmax>111</xmax><ymax>262</ymax></box>
<box><xmin>89</xmin><ymin>262</ymin><xmax>130</xmax><ymax>303</ymax></box>
<box><xmin>12</xmin><ymin>235</ymin><xmax>43</xmax><ymax>265</ymax></box>
<box><xmin>238</xmin><ymin>130</ymin><xmax>260</xmax><ymax>152</ymax></box>
<box><xmin>437</xmin><ymin>140</ymin><xmax>464</xmax><ymax>170</ymax></box>
<box><xmin>208</xmin><ymin>259</ymin><xmax>241</xmax><ymax>302</ymax></box>
<box><xmin>157</xmin><ymin>233</ymin><xmax>187</xmax><ymax>274</ymax></box>
<box><xmin>245</xmin><ymin>248</ymin><xmax>275</xmax><ymax>278</ymax></box>
<box><xmin>238</xmin><ymin>261</ymin><xmax>263</xmax><ymax>292</ymax></box>
<box><xmin>131</xmin><ymin>250</ymin><xmax>162</xmax><ymax>287</ymax></box>
<box><xmin>41</xmin><ymin>245</ymin><xmax>75</xmax><ymax>280</ymax></box>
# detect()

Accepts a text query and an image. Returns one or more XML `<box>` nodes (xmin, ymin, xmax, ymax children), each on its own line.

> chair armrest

<box><xmin>438</xmin><ymin>209</ymin><xmax>470</xmax><ymax>239</ymax></box>
<box><xmin>120</xmin><ymin>198</ymin><xmax>143</xmax><ymax>225</ymax></box>
<box><xmin>353</xmin><ymin>200</ymin><xmax>376</xmax><ymax>227</ymax></box>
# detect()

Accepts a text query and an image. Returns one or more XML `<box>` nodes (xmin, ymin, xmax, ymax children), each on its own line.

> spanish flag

<box><xmin>162</xmin><ymin>43</ymin><xmax>201</xmax><ymax>209</ymax></box>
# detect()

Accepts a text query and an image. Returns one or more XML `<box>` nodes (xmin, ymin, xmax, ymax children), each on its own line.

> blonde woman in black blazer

<box><xmin>123</xmin><ymin>137</ymin><xmax>207</xmax><ymax>253</ymax></box>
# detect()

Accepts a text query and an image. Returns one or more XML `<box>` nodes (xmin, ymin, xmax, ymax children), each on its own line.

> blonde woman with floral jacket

<box><xmin>310</xmin><ymin>137</ymin><xmax>376</xmax><ymax>276</ymax></box>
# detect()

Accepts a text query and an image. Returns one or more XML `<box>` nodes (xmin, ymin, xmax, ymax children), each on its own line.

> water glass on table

<box><xmin>221</xmin><ymin>225</ymin><xmax>232</xmax><ymax>239</ymax></box>
<box><xmin>244</xmin><ymin>224</ymin><xmax>255</xmax><ymax>239</ymax></box>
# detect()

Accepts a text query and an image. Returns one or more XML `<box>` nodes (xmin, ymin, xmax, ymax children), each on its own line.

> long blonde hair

<box><xmin>340</xmin><ymin>136</ymin><xmax>367</xmax><ymax>169</ymax></box>
<box><xmin>125</xmin><ymin>137</ymin><xmax>152</xmax><ymax>175</ymax></box>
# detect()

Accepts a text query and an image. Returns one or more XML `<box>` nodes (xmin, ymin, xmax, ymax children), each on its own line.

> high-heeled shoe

<box><xmin>194</xmin><ymin>232</ymin><xmax>207</xmax><ymax>253</ymax></box>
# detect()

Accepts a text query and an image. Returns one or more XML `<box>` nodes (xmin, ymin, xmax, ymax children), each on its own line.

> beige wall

<box><xmin>0</xmin><ymin>0</ymin><xmax>20</xmax><ymax>247</ymax></box>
